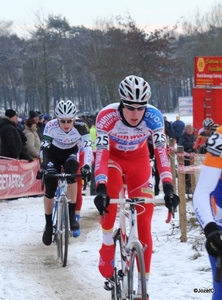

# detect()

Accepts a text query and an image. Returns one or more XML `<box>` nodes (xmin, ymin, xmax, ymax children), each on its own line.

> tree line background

<box><xmin>0</xmin><ymin>2</ymin><xmax>222</xmax><ymax>116</ymax></box>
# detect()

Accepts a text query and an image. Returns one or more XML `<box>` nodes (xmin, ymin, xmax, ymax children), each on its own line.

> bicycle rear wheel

<box><xmin>128</xmin><ymin>241</ymin><xmax>147</xmax><ymax>300</ymax></box>
<box><xmin>58</xmin><ymin>196</ymin><xmax>69</xmax><ymax>267</ymax></box>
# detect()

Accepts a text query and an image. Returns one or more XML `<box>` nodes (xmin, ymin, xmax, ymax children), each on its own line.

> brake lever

<box><xmin>101</xmin><ymin>194</ymin><xmax>109</xmax><ymax>218</ymax></box>
<box><xmin>215</xmin><ymin>256</ymin><xmax>222</xmax><ymax>283</ymax></box>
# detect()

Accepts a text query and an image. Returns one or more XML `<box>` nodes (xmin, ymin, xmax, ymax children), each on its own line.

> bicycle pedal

<box><xmin>117</xmin><ymin>269</ymin><xmax>124</xmax><ymax>278</ymax></box>
<box><xmin>104</xmin><ymin>280</ymin><xmax>113</xmax><ymax>291</ymax></box>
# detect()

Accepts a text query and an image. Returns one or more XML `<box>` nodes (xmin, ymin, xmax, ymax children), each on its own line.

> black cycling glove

<box><xmin>80</xmin><ymin>164</ymin><xmax>90</xmax><ymax>176</ymax></box>
<box><xmin>163</xmin><ymin>182</ymin><xmax>180</xmax><ymax>211</ymax></box>
<box><xmin>94</xmin><ymin>184</ymin><xmax>110</xmax><ymax>215</ymax></box>
<box><xmin>204</xmin><ymin>222</ymin><xmax>222</xmax><ymax>257</ymax></box>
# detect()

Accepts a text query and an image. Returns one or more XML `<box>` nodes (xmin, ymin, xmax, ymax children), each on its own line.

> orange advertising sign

<box><xmin>194</xmin><ymin>56</ymin><xmax>222</xmax><ymax>86</ymax></box>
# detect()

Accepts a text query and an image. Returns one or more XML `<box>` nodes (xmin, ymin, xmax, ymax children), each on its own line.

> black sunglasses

<box><xmin>59</xmin><ymin>118</ymin><xmax>74</xmax><ymax>124</ymax></box>
<box><xmin>124</xmin><ymin>104</ymin><xmax>146</xmax><ymax>111</ymax></box>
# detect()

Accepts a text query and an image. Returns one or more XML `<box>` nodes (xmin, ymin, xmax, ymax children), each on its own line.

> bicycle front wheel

<box><xmin>128</xmin><ymin>241</ymin><xmax>147</xmax><ymax>300</ymax></box>
<box><xmin>112</xmin><ymin>231</ymin><xmax>123</xmax><ymax>300</ymax></box>
<box><xmin>58</xmin><ymin>196</ymin><xmax>69</xmax><ymax>267</ymax></box>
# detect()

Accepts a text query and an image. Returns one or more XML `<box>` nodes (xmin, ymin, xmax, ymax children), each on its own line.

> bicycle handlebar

<box><xmin>40</xmin><ymin>171</ymin><xmax>83</xmax><ymax>191</ymax></box>
<box><xmin>109</xmin><ymin>198</ymin><xmax>175</xmax><ymax>223</ymax></box>
<box><xmin>110</xmin><ymin>197</ymin><xmax>165</xmax><ymax>205</ymax></box>
<box><xmin>44</xmin><ymin>173</ymin><xmax>83</xmax><ymax>179</ymax></box>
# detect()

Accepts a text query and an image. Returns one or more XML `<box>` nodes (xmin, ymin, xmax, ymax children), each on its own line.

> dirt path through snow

<box><xmin>0</xmin><ymin>196</ymin><xmax>109</xmax><ymax>300</ymax></box>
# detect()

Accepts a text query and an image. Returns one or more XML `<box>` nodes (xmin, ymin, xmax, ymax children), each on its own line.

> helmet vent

<box><xmin>136</xmin><ymin>88</ymin><xmax>140</xmax><ymax>100</ymax></box>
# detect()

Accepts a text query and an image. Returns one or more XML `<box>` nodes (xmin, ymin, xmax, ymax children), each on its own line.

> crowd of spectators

<box><xmin>0</xmin><ymin>108</ymin><xmax>52</xmax><ymax>161</ymax></box>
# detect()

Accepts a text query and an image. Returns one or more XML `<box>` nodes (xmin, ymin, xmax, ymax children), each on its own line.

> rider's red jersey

<box><xmin>95</xmin><ymin>103</ymin><xmax>173</xmax><ymax>187</ymax></box>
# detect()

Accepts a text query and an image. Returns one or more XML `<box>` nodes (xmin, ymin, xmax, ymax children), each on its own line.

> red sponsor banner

<box><xmin>194</xmin><ymin>56</ymin><xmax>222</xmax><ymax>86</ymax></box>
<box><xmin>0</xmin><ymin>157</ymin><xmax>44</xmax><ymax>200</ymax></box>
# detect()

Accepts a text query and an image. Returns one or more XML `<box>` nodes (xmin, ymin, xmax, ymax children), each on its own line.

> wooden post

<box><xmin>177</xmin><ymin>145</ymin><xmax>187</xmax><ymax>242</ymax></box>
<box><xmin>169</xmin><ymin>138</ymin><xmax>176</xmax><ymax>193</ymax></box>
<box><xmin>190</xmin><ymin>153</ymin><xmax>196</xmax><ymax>194</ymax></box>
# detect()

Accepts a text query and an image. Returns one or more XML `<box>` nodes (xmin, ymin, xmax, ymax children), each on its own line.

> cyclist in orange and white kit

<box><xmin>93</xmin><ymin>75</ymin><xmax>180</xmax><ymax>298</ymax></box>
<box><xmin>193</xmin><ymin>125</ymin><xmax>222</xmax><ymax>300</ymax></box>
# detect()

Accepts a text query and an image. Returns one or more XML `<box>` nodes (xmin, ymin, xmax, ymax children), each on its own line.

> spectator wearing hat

<box><xmin>0</xmin><ymin>109</ymin><xmax>22</xmax><ymax>159</ymax></box>
<box><xmin>171</xmin><ymin>115</ymin><xmax>185</xmax><ymax>143</ymax></box>
<box><xmin>29</xmin><ymin>110</ymin><xmax>44</xmax><ymax>140</ymax></box>
<box><xmin>43</xmin><ymin>114</ymin><xmax>52</xmax><ymax>129</ymax></box>
<box><xmin>29</xmin><ymin>110</ymin><xmax>39</xmax><ymax>121</ymax></box>
<box><xmin>23</xmin><ymin>118</ymin><xmax>41</xmax><ymax>159</ymax></box>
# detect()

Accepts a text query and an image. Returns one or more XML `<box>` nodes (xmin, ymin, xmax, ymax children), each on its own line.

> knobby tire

<box><xmin>58</xmin><ymin>196</ymin><xmax>69</xmax><ymax>267</ymax></box>
<box><xmin>128</xmin><ymin>241</ymin><xmax>147</xmax><ymax>300</ymax></box>
<box><xmin>53</xmin><ymin>202</ymin><xmax>60</xmax><ymax>259</ymax></box>
<box><xmin>112</xmin><ymin>232</ymin><xmax>124</xmax><ymax>300</ymax></box>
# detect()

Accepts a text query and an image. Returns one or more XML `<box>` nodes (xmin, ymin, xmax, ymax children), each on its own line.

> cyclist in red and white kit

<box><xmin>94</xmin><ymin>75</ymin><xmax>180</xmax><ymax>298</ymax></box>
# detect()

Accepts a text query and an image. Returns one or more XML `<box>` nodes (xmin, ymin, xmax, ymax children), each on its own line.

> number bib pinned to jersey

<box><xmin>207</xmin><ymin>132</ymin><xmax>222</xmax><ymax>156</ymax></box>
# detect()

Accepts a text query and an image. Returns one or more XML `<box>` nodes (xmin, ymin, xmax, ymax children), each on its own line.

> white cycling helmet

<box><xmin>118</xmin><ymin>75</ymin><xmax>151</xmax><ymax>105</ymax></box>
<box><xmin>55</xmin><ymin>100</ymin><xmax>77</xmax><ymax>118</ymax></box>
<box><xmin>203</xmin><ymin>117</ymin><xmax>214</xmax><ymax>127</ymax></box>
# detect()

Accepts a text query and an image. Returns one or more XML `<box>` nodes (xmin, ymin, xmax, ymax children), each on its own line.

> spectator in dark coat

<box><xmin>178</xmin><ymin>124</ymin><xmax>197</xmax><ymax>194</ymax></box>
<box><xmin>0</xmin><ymin>109</ymin><xmax>22</xmax><ymax>159</ymax></box>
<box><xmin>163</xmin><ymin>116</ymin><xmax>172</xmax><ymax>140</ymax></box>
<box><xmin>171</xmin><ymin>116</ymin><xmax>185</xmax><ymax>143</ymax></box>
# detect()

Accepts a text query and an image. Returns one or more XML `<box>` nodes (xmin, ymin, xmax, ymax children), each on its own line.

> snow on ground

<box><xmin>0</xmin><ymin>191</ymin><xmax>213</xmax><ymax>300</ymax></box>
<box><xmin>0</xmin><ymin>113</ymin><xmax>202</xmax><ymax>300</ymax></box>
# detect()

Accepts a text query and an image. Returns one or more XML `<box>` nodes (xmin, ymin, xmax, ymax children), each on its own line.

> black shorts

<box><xmin>45</xmin><ymin>144</ymin><xmax>79</xmax><ymax>198</ymax></box>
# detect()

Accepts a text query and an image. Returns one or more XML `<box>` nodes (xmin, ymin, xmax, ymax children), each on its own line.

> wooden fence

<box><xmin>169</xmin><ymin>138</ymin><xmax>206</xmax><ymax>242</ymax></box>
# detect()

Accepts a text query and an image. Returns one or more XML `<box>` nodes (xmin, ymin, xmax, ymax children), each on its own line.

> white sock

<box><xmin>137</xmin><ymin>275</ymin><xmax>149</xmax><ymax>295</ymax></box>
<box><xmin>102</xmin><ymin>231</ymin><xmax>113</xmax><ymax>245</ymax></box>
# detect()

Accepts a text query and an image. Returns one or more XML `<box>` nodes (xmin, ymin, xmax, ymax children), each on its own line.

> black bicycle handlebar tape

<box><xmin>44</xmin><ymin>173</ymin><xmax>83</xmax><ymax>178</ymax></box>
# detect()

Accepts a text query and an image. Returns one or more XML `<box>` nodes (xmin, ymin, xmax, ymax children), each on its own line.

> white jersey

<box><xmin>43</xmin><ymin>119</ymin><xmax>83</xmax><ymax>149</ymax></box>
<box><xmin>42</xmin><ymin>118</ymin><xmax>92</xmax><ymax>166</ymax></box>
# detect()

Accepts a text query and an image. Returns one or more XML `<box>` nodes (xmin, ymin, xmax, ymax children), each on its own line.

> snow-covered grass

<box><xmin>0</xmin><ymin>192</ymin><xmax>213</xmax><ymax>300</ymax></box>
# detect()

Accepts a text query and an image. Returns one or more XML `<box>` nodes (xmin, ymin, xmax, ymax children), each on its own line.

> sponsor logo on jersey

<box><xmin>116</xmin><ymin>144</ymin><xmax>139</xmax><ymax>151</ymax></box>
<box><xmin>156</xmin><ymin>148</ymin><xmax>169</xmax><ymax>167</ymax></box>
<box><xmin>97</xmin><ymin>111</ymin><xmax>119</xmax><ymax>130</ymax></box>
<box><xmin>144</xmin><ymin>110</ymin><xmax>163</xmax><ymax>128</ymax></box>
<box><xmin>194</xmin><ymin>207</ymin><xmax>205</xmax><ymax>227</ymax></box>
<box><xmin>110</xmin><ymin>133</ymin><xmax>147</xmax><ymax>145</ymax></box>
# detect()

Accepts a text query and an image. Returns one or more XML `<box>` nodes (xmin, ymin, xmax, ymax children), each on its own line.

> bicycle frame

<box><xmin>52</xmin><ymin>175</ymin><xmax>71</xmax><ymax>237</ymax></box>
<box><xmin>113</xmin><ymin>196</ymin><xmax>147</xmax><ymax>299</ymax></box>
<box><xmin>45</xmin><ymin>172</ymin><xmax>82</xmax><ymax>267</ymax></box>
<box><xmin>107</xmin><ymin>192</ymin><xmax>168</xmax><ymax>300</ymax></box>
